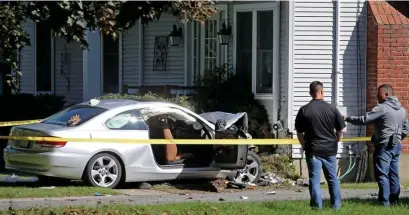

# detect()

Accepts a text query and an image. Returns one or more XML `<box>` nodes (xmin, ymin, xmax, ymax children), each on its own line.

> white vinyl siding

<box><xmin>143</xmin><ymin>13</ymin><xmax>185</xmax><ymax>86</ymax></box>
<box><xmin>292</xmin><ymin>0</ymin><xmax>367</xmax><ymax>158</ymax></box>
<box><xmin>122</xmin><ymin>24</ymin><xmax>140</xmax><ymax>87</ymax></box>
<box><xmin>19</xmin><ymin>20</ymin><xmax>36</xmax><ymax>94</ymax></box>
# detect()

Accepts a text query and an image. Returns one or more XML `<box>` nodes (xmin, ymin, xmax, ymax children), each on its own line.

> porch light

<box><xmin>217</xmin><ymin>20</ymin><xmax>232</xmax><ymax>46</ymax></box>
<box><xmin>168</xmin><ymin>24</ymin><xmax>183</xmax><ymax>47</ymax></box>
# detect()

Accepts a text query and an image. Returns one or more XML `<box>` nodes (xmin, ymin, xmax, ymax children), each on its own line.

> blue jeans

<box><xmin>306</xmin><ymin>155</ymin><xmax>341</xmax><ymax>210</ymax></box>
<box><xmin>373</xmin><ymin>143</ymin><xmax>401</xmax><ymax>207</ymax></box>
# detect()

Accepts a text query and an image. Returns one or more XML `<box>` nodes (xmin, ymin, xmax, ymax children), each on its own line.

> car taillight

<box><xmin>36</xmin><ymin>140</ymin><xmax>67</xmax><ymax>148</ymax></box>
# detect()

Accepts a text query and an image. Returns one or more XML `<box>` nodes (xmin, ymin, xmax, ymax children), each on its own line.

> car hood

<box><xmin>199</xmin><ymin>111</ymin><xmax>248</xmax><ymax>131</ymax></box>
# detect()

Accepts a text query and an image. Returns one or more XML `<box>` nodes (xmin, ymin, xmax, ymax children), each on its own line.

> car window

<box><xmin>139</xmin><ymin>106</ymin><xmax>197</xmax><ymax>123</ymax></box>
<box><xmin>105</xmin><ymin>110</ymin><xmax>148</xmax><ymax>130</ymax></box>
<box><xmin>42</xmin><ymin>105</ymin><xmax>107</xmax><ymax>126</ymax></box>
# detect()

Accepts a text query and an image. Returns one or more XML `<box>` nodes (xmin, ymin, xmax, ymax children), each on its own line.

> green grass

<box><xmin>322</xmin><ymin>181</ymin><xmax>409</xmax><ymax>190</ymax></box>
<box><xmin>0</xmin><ymin>185</ymin><xmax>120</xmax><ymax>199</ymax></box>
<box><xmin>2</xmin><ymin>199</ymin><xmax>409</xmax><ymax>215</ymax></box>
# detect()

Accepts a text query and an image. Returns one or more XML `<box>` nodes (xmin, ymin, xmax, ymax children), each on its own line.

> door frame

<box><xmin>233</xmin><ymin>2</ymin><xmax>280</xmax><ymax>122</ymax></box>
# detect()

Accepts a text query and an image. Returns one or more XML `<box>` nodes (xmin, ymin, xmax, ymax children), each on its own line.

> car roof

<box><xmin>78</xmin><ymin>98</ymin><xmax>176</xmax><ymax>110</ymax></box>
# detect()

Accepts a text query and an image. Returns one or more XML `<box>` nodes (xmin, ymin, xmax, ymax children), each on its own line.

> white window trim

<box><xmin>34</xmin><ymin>22</ymin><xmax>55</xmax><ymax>95</ymax></box>
<box><xmin>100</xmin><ymin>33</ymin><xmax>123</xmax><ymax>95</ymax></box>
<box><xmin>233</xmin><ymin>2</ymin><xmax>280</xmax><ymax>99</ymax></box>
<box><xmin>190</xmin><ymin>4</ymin><xmax>228</xmax><ymax>85</ymax></box>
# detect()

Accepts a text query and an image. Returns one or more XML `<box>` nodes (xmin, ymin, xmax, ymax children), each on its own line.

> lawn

<box><xmin>0</xmin><ymin>185</ymin><xmax>120</xmax><ymax>199</ymax></box>
<box><xmin>2</xmin><ymin>199</ymin><xmax>409</xmax><ymax>215</ymax></box>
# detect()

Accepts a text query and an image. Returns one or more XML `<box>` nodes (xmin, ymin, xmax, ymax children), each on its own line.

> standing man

<box><xmin>344</xmin><ymin>84</ymin><xmax>408</xmax><ymax>206</ymax></box>
<box><xmin>295</xmin><ymin>81</ymin><xmax>345</xmax><ymax>210</ymax></box>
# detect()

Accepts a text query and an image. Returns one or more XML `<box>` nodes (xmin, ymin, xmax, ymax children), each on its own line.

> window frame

<box><xmin>100</xmin><ymin>33</ymin><xmax>123</xmax><ymax>95</ymax></box>
<box><xmin>190</xmin><ymin>4</ymin><xmax>228</xmax><ymax>85</ymax></box>
<box><xmin>233</xmin><ymin>2</ymin><xmax>280</xmax><ymax>99</ymax></box>
<box><xmin>104</xmin><ymin>109</ymin><xmax>149</xmax><ymax>131</ymax></box>
<box><xmin>34</xmin><ymin>22</ymin><xmax>55</xmax><ymax>94</ymax></box>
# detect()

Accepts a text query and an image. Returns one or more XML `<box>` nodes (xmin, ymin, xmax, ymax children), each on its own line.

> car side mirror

<box><xmin>215</xmin><ymin>119</ymin><xmax>227</xmax><ymax>131</ymax></box>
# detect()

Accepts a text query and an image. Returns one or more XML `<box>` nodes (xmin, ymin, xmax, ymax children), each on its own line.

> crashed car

<box><xmin>3</xmin><ymin>98</ymin><xmax>262</xmax><ymax>188</ymax></box>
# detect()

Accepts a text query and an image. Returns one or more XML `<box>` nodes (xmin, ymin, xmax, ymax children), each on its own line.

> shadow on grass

<box><xmin>0</xmin><ymin>170</ymin><xmax>221</xmax><ymax>192</ymax></box>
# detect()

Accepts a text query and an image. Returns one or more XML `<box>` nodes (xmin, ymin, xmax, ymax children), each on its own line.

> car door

<box><xmin>141</xmin><ymin>105</ymin><xmax>248</xmax><ymax>170</ymax></box>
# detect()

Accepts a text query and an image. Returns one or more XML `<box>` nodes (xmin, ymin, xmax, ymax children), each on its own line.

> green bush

<box><xmin>193</xmin><ymin>64</ymin><xmax>272</xmax><ymax>139</ymax></box>
<box><xmin>97</xmin><ymin>92</ymin><xmax>196</xmax><ymax>111</ymax></box>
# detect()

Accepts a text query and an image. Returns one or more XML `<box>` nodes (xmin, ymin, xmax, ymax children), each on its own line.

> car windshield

<box><xmin>42</xmin><ymin>105</ymin><xmax>107</xmax><ymax>126</ymax></box>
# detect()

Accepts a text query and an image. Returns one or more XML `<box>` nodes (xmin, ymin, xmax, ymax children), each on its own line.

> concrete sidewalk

<box><xmin>2</xmin><ymin>188</ymin><xmax>409</xmax><ymax>210</ymax></box>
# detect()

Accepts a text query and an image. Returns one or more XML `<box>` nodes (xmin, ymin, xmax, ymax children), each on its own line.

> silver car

<box><xmin>3</xmin><ymin>99</ymin><xmax>261</xmax><ymax>188</ymax></box>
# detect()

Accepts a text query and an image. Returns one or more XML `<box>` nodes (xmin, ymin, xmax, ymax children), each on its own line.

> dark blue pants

<box><xmin>306</xmin><ymin>155</ymin><xmax>341</xmax><ymax>209</ymax></box>
<box><xmin>373</xmin><ymin>143</ymin><xmax>401</xmax><ymax>206</ymax></box>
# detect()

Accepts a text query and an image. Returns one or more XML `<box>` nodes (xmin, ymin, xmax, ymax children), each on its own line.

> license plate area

<box><xmin>13</xmin><ymin>140</ymin><xmax>33</xmax><ymax>149</ymax></box>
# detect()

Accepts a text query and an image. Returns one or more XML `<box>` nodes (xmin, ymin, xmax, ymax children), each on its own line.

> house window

<box><xmin>102</xmin><ymin>34</ymin><xmax>120</xmax><ymax>94</ymax></box>
<box><xmin>192</xmin><ymin>8</ymin><xmax>227</xmax><ymax>84</ymax></box>
<box><xmin>234</xmin><ymin>3</ymin><xmax>279</xmax><ymax>97</ymax></box>
<box><xmin>36</xmin><ymin>22</ymin><xmax>53</xmax><ymax>92</ymax></box>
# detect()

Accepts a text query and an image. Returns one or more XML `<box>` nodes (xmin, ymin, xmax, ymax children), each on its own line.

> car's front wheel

<box><xmin>234</xmin><ymin>150</ymin><xmax>263</xmax><ymax>184</ymax></box>
<box><xmin>83</xmin><ymin>153</ymin><xmax>123</xmax><ymax>188</ymax></box>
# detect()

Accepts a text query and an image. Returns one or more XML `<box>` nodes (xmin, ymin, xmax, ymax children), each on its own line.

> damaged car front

<box><xmin>199</xmin><ymin>111</ymin><xmax>263</xmax><ymax>184</ymax></box>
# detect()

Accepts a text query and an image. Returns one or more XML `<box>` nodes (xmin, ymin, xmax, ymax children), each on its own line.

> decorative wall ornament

<box><xmin>60</xmin><ymin>42</ymin><xmax>71</xmax><ymax>91</ymax></box>
<box><xmin>153</xmin><ymin>36</ymin><xmax>169</xmax><ymax>71</ymax></box>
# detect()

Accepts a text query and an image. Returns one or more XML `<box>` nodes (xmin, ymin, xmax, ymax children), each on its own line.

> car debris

<box><xmin>39</xmin><ymin>186</ymin><xmax>55</xmax><ymax>189</ymax></box>
<box><xmin>94</xmin><ymin>192</ymin><xmax>112</xmax><ymax>197</ymax></box>
<box><xmin>240</xmin><ymin>196</ymin><xmax>248</xmax><ymax>200</ymax></box>
<box><xmin>266</xmin><ymin>191</ymin><xmax>276</xmax><ymax>195</ymax></box>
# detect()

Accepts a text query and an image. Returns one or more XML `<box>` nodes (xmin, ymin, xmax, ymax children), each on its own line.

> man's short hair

<box><xmin>378</xmin><ymin>84</ymin><xmax>394</xmax><ymax>95</ymax></box>
<box><xmin>309</xmin><ymin>81</ymin><xmax>324</xmax><ymax>95</ymax></box>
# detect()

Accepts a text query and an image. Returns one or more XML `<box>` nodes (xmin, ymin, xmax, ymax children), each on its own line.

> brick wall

<box><xmin>366</xmin><ymin>1</ymin><xmax>409</xmax><ymax>153</ymax></box>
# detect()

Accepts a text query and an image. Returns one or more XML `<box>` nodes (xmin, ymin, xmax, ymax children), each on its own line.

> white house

<box><xmin>9</xmin><ymin>1</ymin><xmax>368</xmax><ymax>164</ymax></box>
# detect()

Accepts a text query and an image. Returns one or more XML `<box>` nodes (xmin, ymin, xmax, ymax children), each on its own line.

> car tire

<box><xmin>234</xmin><ymin>150</ymin><xmax>263</xmax><ymax>184</ymax></box>
<box><xmin>83</xmin><ymin>153</ymin><xmax>123</xmax><ymax>189</ymax></box>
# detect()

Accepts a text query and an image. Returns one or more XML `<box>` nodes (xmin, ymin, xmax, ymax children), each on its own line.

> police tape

<box><xmin>0</xmin><ymin>135</ymin><xmax>372</xmax><ymax>145</ymax></box>
<box><xmin>0</xmin><ymin>119</ymin><xmax>372</xmax><ymax>145</ymax></box>
<box><xmin>0</xmin><ymin>120</ymin><xmax>41</xmax><ymax>127</ymax></box>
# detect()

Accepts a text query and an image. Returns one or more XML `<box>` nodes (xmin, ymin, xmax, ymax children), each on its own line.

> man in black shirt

<box><xmin>295</xmin><ymin>81</ymin><xmax>345</xmax><ymax>210</ymax></box>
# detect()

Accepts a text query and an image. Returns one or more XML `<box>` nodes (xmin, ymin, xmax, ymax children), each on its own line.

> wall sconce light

<box><xmin>168</xmin><ymin>24</ymin><xmax>183</xmax><ymax>47</ymax></box>
<box><xmin>217</xmin><ymin>20</ymin><xmax>231</xmax><ymax>46</ymax></box>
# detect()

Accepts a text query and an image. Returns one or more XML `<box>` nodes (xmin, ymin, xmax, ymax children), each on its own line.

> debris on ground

<box><xmin>295</xmin><ymin>189</ymin><xmax>302</xmax><ymax>193</ymax></box>
<box><xmin>266</xmin><ymin>191</ymin><xmax>276</xmax><ymax>195</ymax></box>
<box><xmin>240</xmin><ymin>196</ymin><xmax>248</xmax><ymax>200</ymax></box>
<box><xmin>257</xmin><ymin>173</ymin><xmax>295</xmax><ymax>187</ymax></box>
<box><xmin>218</xmin><ymin>198</ymin><xmax>225</xmax><ymax>201</ymax></box>
<box><xmin>94</xmin><ymin>192</ymin><xmax>112</xmax><ymax>197</ymax></box>
<box><xmin>137</xmin><ymin>182</ymin><xmax>152</xmax><ymax>189</ymax></box>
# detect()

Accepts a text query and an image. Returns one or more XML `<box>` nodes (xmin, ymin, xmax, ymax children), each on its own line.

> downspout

<box><xmin>334</xmin><ymin>0</ymin><xmax>340</xmax><ymax>106</ymax></box>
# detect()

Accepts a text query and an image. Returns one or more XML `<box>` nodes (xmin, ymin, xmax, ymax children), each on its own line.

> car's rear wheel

<box><xmin>234</xmin><ymin>150</ymin><xmax>263</xmax><ymax>184</ymax></box>
<box><xmin>83</xmin><ymin>153</ymin><xmax>123</xmax><ymax>188</ymax></box>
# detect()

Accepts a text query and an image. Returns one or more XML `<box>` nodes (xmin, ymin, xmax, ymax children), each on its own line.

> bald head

<box><xmin>309</xmin><ymin>81</ymin><xmax>324</xmax><ymax>99</ymax></box>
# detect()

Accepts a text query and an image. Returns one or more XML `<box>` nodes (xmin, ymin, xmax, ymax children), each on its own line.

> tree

<box><xmin>0</xmin><ymin>0</ymin><xmax>217</xmax><ymax>93</ymax></box>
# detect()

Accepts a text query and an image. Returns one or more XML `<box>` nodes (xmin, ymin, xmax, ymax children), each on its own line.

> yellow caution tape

<box><xmin>0</xmin><ymin>135</ymin><xmax>372</xmax><ymax>145</ymax></box>
<box><xmin>0</xmin><ymin>119</ymin><xmax>373</xmax><ymax>145</ymax></box>
<box><xmin>0</xmin><ymin>120</ymin><xmax>41</xmax><ymax>127</ymax></box>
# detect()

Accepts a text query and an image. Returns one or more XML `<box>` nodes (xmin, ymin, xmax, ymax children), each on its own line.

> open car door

<box><xmin>199</xmin><ymin>111</ymin><xmax>250</xmax><ymax>170</ymax></box>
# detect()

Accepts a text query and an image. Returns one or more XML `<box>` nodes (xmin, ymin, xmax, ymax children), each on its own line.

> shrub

<box><xmin>97</xmin><ymin>92</ymin><xmax>196</xmax><ymax>111</ymax></box>
<box><xmin>193</xmin><ymin>64</ymin><xmax>272</xmax><ymax>139</ymax></box>
<box><xmin>260</xmin><ymin>153</ymin><xmax>300</xmax><ymax>180</ymax></box>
